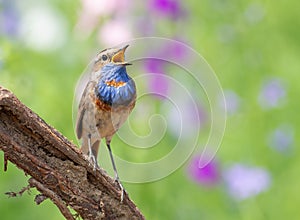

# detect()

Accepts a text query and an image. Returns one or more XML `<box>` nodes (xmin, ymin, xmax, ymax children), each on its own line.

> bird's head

<box><xmin>93</xmin><ymin>45</ymin><xmax>131</xmax><ymax>72</ymax></box>
<box><xmin>94</xmin><ymin>45</ymin><xmax>136</xmax><ymax>106</ymax></box>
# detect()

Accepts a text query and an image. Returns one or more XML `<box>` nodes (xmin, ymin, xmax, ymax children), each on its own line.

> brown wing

<box><xmin>75</xmin><ymin>81</ymin><xmax>95</xmax><ymax>139</ymax></box>
<box><xmin>76</xmin><ymin>107</ymin><xmax>85</xmax><ymax>139</ymax></box>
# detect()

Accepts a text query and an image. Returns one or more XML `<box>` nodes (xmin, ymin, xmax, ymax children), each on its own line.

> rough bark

<box><xmin>0</xmin><ymin>86</ymin><xmax>145</xmax><ymax>220</ymax></box>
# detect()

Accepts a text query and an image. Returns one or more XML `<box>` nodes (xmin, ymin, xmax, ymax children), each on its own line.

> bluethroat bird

<box><xmin>76</xmin><ymin>45</ymin><xmax>136</xmax><ymax>200</ymax></box>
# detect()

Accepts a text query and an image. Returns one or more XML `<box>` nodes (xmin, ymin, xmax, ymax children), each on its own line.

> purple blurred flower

<box><xmin>258</xmin><ymin>78</ymin><xmax>286</xmax><ymax>109</ymax></box>
<box><xmin>223</xmin><ymin>90</ymin><xmax>241</xmax><ymax>115</ymax></box>
<box><xmin>144</xmin><ymin>58</ymin><xmax>166</xmax><ymax>75</ymax></box>
<box><xmin>144</xmin><ymin>58</ymin><xmax>169</xmax><ymax>98</ymax></box>
<box><xmin>0</xmin><ymin>4</ymin><xmax>19</xmax><ymax>36</ymax></box>
<box><xmin>161</xmin><ymin>39</ymin><xmax>190</xmax><ymax>62</ymax></box>
<box><xmin>144</xmin><ymin>40</ymin><xmax>189</xmax><ymax>99</ymax></box>
<box><xmin>144</xmin><ymin>40</ymin><xmax>189</xmax><ymax>72</ymax></box>
<box><xmin>268</xmin><ymin>125</ymin><xmax>294</xmax><ymax>153</ymax></box>
<box><xmin>148</xmin><ymin>0</ymin><xmax>184</xmax><ymax>19</ymax></box>
<box><xmin>223</xmin><ymin>164</ymin><xmax>271</xmax><ymax>201</ymax></box>
<box><xmin>148</xmin><ymin>72</ymin><xmax>169</xmax><ymax>98</ymax></box>
<box><xmin>187</xmin><ymin>155</ymin><xmax>220</xmax><ymax>186</ymax></box>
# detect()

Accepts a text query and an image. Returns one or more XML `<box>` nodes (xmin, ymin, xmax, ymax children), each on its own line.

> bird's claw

<box><xmin>114</xmin><ymin>178</ymin><xmax>125</xmax><ymax>202</ymax></box>
<box><xmin>88</xmin><ymin>153</ymin><xmax>99</xmax><ymax>171</ymax></box>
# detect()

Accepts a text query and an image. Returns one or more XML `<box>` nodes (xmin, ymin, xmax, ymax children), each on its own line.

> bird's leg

<box><xmin>106</xmin><ymin>142</ymin><xmax>120</xmax><ymax>181</ymax></box>
<box><xmin>106</xmin><ymin>141</ymin><xmax>125</xmax><ymax>202</ymax></box>
<box><xmin>88</xmin><ymin>134</ymin><xmax>98</xmax><ymax>170</ymax></box>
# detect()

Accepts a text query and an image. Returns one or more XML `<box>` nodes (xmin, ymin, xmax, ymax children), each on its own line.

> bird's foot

<box><xmin>88</xmin><ymin>152</ymin><xmax>99</xmax><ymax>171</ymax></box>
<box><xmin>114</xmin><ymin>177</ymin><xmax>125</xmax><ymax>202</ymax></box>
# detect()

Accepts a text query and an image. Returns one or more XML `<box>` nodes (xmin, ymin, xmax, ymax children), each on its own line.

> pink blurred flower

<box><xmin>148</xmin><ymin>0</ymin><xmax>185</xmax><ymax>19</ymax></box>
<box><xmin>187</xmin><ymin>155</ymin><xmax>220</xmax><ymax>186</ymax></box>
<box><xmin>98</xmin><ymin>20</ymin><xmax>132</xmax><ymax>47</ymax></box>
<box><xmin>148</xmin><ymin>72</ymin><xmax>169</xmax><ymax>98</ymax></box>
<box><xmin>75</xmin><ymin>0</ymin><xmax>132</xmax><ymax>37</ymax></box>
<box><xmin>161</xmin><ymin>39</ymin><xmax>189</xmax><ymax>62</ymax></box>
<box><xmin>81</xmin><ymin>0</ymin><xmax>115</xmax><ymax>16</ymax></box>
<box><xmin>143</xmin><ymin>40</ymin><xmax>189</xmax><ymax>98</ymax></box>
<box><xmin>76</xmin><ymin>0</ymin><xmax>116</xmax><ymax>35</ymax></box>
<box><xmin>144</xmin><ymin>58</ymin><xmax>166</xmax><ymax>75</ymax></box>
<box><xmin>144</xmin><ymin>58</ymin><xmax>168</xmax><ymax>98</ymax></box>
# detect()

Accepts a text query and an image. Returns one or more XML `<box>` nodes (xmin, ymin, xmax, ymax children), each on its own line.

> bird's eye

<box><xmin>102</xmin><ymin>55</ymin><xmax>108</xmax><ymax>61</ymax></box>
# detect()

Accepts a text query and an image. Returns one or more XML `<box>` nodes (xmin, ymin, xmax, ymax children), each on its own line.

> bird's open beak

<box><xmin>112</xmin><ymin>45</ymin><xmax>132</xmax><ymax>66</ymax></box>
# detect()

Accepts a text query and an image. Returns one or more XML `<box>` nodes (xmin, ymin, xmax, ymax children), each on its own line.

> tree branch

<box><xmin>0</xmin><ymin>86</ymin><xmax>145</xmax><ymax>220</ymax></box>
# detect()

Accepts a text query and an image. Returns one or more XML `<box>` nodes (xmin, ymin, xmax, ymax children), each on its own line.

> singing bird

<box><xmin>76</xmin><ymin>45</ymin><xmax>136</xmax><ymax>199</ymax></box>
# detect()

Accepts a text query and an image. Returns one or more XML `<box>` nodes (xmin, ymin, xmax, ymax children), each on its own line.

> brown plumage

<box><xmin>75</xmin><ymin>45</ymin><xmax>136</xmax><ymax>201</ymax></box>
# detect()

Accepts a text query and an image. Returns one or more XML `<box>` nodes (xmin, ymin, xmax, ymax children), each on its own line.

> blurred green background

<box><xmin>1</xmin><ymin>0</ymin><xmax>300</xmax><ymax>219</ymax></box>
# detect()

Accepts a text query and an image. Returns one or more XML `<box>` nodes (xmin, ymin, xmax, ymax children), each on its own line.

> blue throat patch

<box><xmin>96</xmin><ymin>64</ymin><xmax>136</xmax><ymax>106</ymax></box>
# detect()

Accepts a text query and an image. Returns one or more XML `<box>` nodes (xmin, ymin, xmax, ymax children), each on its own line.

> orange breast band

<box><xmin>105</xmin><ymin>79</ymin><xmax>126</xmax><ymax>88</ymax></box>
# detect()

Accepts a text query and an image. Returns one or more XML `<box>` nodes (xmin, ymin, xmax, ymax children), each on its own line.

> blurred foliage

<box><xmin>1</xmin><ymin>0</ymin><xmax>300</xmax><ymax>219</ymax></box>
